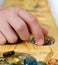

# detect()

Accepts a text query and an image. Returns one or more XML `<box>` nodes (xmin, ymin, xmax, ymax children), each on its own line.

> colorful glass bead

<box><xmin>7</xmin><ymin>57</ymin><xmax>20</xmax><ymax>64</ymax></box>
<box><xmin>44</xmin><ymin>35</ymin><xmax>55</xmax><ymax>45</ymax></box>
<box><xmin>44</xmin><ymin>35</ymin><xmax>50</xmax><ymax>45</ymax></box>
<box><xmin>17</xmin><ymin>60</ymin><xmax>24</xmax><ymax>65</ymax></box>
<box><xmin>29</xmin><ymin>36</ymin><xmax>36</xmax><ymax>44</ymax></box>
<box><xmin>49</xmin><ymin>37</ymin><xmax>55</xmax><ymax>45</ymax></box>
<box><xmin>0</xmin><ymin>57</ymin><xmax>6</xmax><ymax>61</ymax></box>
<box><xmin>17</xmin><ymin>53</ymin><xmax>28</xmax><ymax>60</ymax></box>
<box><xmin>24</xmin><ymin>57</ymin><xmax>37</xmax><ymax>65</ymax></box>
<box><xmin>37</xmin><ymin>61</ymin><xmax>46</xmax><ymax>65</ymax></box>
<box><xmin>48</xmin><ymin>59</ymin><xmax>58</xmax><ymax>65</ymax></box>
<box><xmin>3</xmin><ymin>51</ymin><xmax>15</xmax><ymax>58</ymax></box>
<box><xmin>2</xmin><ymin>62</ymin><xmax>10</xmax><ymax>65</ymax></box>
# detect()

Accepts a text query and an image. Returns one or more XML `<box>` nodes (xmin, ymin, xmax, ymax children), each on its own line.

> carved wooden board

<box><xmin>1</xmin><ymin>0</ymin><xmax>58</xmax><ymax>62</ymax></box>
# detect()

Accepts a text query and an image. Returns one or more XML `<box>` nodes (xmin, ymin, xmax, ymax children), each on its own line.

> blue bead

<box><xmin>24</xmin><ymin>57</ymin><xmax>37</xmax><ymax>65</ymax></box>
<box><xmin>37</xmin><ymin>61</ymin><xmax>46</xmax><ymax>65</ymax></box>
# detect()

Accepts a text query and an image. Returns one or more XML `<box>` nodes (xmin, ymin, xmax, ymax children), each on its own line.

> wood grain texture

<box><xmin>1</xmin><ymin>0</ymin><xmax>58</xmax><ymax>61</ymax></box>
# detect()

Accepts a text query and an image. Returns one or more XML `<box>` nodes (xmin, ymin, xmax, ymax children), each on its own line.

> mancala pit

<box><xmin>29</xmin><ymin>35</ymin><xmax>55</xmax><ymax>45</ymax></box>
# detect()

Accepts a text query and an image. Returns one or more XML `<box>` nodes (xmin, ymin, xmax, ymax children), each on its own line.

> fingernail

<box><xmin>37</xmin><ymin>39</ymin><xmax>44</xmax><ymax>45</ymax></box>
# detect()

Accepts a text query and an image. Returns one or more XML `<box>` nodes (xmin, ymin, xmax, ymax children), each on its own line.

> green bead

<box><xmin>37</xmin><ymin>61</ymin><xmax>46</xmax><ymax>65</ymax></box>
<box><xmin>7</xmin><ymin>57</ymin><xmax>20</xmax><ymax>64</ymax></box>
<box><xmin>17</xmin><ymin>60</ymin><xmax>24</xmax><ymax>65</ymax></box>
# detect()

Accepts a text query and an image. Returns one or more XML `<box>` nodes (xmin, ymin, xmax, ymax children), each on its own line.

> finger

<box><xmin>16</xmin><ymin>7</ymin><xmax>44</xmax><ymax>45</ymax></box>
<box><xmin>0</xmin><ymin>32</ymin><xmax>6</xmax><ymax>44</ymax></box>
<box><xmin>41</xmin><ymin>27</ymin><xmax>48</xmax><ymax>35</ymax></box>
<box><xmin>6</xmin><ymin>14</ymin><xmax>30</xmax><ymax>41</ymax></box>
<box><xmin>0</xmin><ymin>20</ymin><xmax>18</xmax><ymax>43</ymax></box>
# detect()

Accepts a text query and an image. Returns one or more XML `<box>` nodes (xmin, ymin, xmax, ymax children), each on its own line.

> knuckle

<box><xmin>16</xmin><ymin>23</ymin><xmax>25</xmax><ymax>32</ymax></box>
<box><xmin>29</xmin><ymin>15</ymin><xmax>37</xmax><ymax>23</ymax></box>
<box><xmin>22</xmin><ymin>34</ymin><xmax>30</xmax><ymax>41</ymax></box>
<box><xmin>15</xmin><ymin>25</ymin><xmax>20</xmax><ymax>32</ymax></box>
<box><xmin>20</xmin><ymin>29</ymin><xmax>30</xmax><ymax>41</ymax></box>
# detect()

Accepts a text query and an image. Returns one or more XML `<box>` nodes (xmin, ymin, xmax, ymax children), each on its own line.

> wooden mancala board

<box><xmin>0</xmin><ymin>0</ymin><xmax>58</xmax><ymax>64</ymax></box>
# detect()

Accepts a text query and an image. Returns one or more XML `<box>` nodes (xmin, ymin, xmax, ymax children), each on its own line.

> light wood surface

<box><xmin>1</xmin><ymin>0</ymin><xmax>58</xmax><ymax>62</ymax></box>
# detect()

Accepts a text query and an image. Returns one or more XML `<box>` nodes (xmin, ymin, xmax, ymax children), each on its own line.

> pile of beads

<box><xmin>0</xmin><ymin>51</ymin><xmax>58</xmax><ymax>65</ymax></box>
<box><xmin>29</xmin><ymin>35</ymin><xmax>55</xmax><ymax>45</ymax></box>
<box><xmin>0</xmin><ymin>51</ymin><xmax>47</xmax><ymax>65</ymax></box>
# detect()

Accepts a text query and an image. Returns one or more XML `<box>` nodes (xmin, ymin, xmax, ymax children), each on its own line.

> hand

<box><xmin>0</xmin><ymin>7</ymin><xmax>48</xmax><ymax>45</ymax></box>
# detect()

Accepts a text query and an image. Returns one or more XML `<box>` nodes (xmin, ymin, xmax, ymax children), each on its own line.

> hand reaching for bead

<box><xmin>0</xmin><ymin>7</ymin><xmax>48</xmax><ymax>45</ymax></box>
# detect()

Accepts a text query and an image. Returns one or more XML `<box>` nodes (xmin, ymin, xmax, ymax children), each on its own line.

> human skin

<box><xmin>0</xmin><ymin>7</ymin><xmax>48</xmax><ymax>45</ymax></box>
